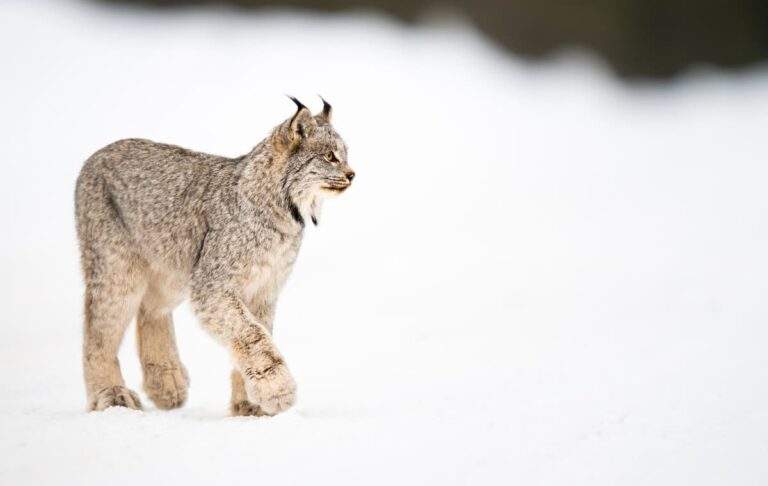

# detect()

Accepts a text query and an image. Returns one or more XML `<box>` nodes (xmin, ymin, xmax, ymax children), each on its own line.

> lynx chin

<box><xmin>75</xmin><ymin>97</ymin><xmax>354</xmax><ymax>416</ymax></box>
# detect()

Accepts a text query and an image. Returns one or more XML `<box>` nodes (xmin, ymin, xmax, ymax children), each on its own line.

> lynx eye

<box><xmin>324</xmin><ymin>152</ymin><xmax>338</xmax><ymax>163</ymax></box>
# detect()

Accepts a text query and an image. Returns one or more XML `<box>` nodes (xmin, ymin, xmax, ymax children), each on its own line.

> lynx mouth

<box><xmin>320</xmin><ymin>185</ymin><xmax>348</xmax><ymax>194</ymax></box>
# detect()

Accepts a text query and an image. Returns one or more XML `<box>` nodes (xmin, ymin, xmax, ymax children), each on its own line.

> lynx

<box><xmin>75</xmin><ymin>97</ymin><xmax>354</xmax><ymax>416</ymax></box>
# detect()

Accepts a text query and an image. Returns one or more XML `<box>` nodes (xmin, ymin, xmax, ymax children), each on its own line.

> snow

<box><xmin>2</xmin><ymin>1</ymin><xmax>768</xmax><ymax>484</ymax></box>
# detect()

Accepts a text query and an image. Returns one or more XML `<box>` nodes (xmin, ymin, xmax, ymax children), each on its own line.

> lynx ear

<box><xmin>288</xmin><ymin>96</ymin><xmax>314</xmax><ymax>140</ymax></box>
<box><xmin>316</xmin><ymin>95</ymin><xmax>332</xmax><ymax>124</ymax></box>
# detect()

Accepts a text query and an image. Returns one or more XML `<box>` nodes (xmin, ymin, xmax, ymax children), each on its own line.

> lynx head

<box><xmin>271</xmin><ymin>96</ymin><xmax>354</xmax><ymax>225</ymax></box>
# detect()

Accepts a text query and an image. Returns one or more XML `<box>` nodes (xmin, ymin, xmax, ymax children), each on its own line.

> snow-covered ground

<box><xmin>2</xmin><ymin>1</ymin><xmax>767</xmax><ymax>484</ymax></box>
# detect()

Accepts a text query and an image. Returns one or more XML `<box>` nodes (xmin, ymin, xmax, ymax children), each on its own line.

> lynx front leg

<box><xmin>191</xmin><ymin>231</ymin><xmax>296</xmax><ymax>416</ymax></box>
<box><xmin>230</xmin><ymin>324</ymin><xmax>296</xmax><ymax>415</ymax></box>
<box><xmin>137</xmin><ymin>307</ymin><xmax>189</xmax><ymax>410</ymax></box>
<box><xmin>230</xmin><ymin>369</ymin><xmax>267</xmax><ymax>416</ymax></box>
<box><xmin>191</xmin><ymin>287</ymin><xmax>294</xmax><ymax>417</ymax></box>
<box><xmin>193</xmin><ymin>292</ymin><xmax>296</xmax><ymax>415</ymax></box>
<box><xmin>230</xmin><ymin>295</ymin><xmax>276</xmax><ymax>416</ymax></box>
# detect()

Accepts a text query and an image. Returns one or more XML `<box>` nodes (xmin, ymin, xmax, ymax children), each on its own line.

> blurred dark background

<box><xmin>98</xmin><ymin>0</ymin><xmax>768</xmax><ymax>79</ymax></box>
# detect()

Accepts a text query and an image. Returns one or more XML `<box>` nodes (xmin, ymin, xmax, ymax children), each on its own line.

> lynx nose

<box><xmin>345</xmin><ymin>171</ymin><xmax>355</xmax><ymax>183</ymax></box>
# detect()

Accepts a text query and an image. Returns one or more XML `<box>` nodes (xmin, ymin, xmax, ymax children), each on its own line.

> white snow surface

<box><xmin>1</xmin><ymin>1</ymin><xmax>768</xmax><ymax>484</ymax></box>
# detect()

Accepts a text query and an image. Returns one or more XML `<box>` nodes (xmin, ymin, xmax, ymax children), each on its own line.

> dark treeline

<box><xmin>96</xmin><ymin>0</ymin><xmax>768</xmax><ymax>79</ymax></box>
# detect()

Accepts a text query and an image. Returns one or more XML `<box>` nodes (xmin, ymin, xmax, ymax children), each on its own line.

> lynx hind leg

<box><xmin>230</xmin><ymin>369</ymin><xmax>267</xmax><ymax>416</ymax></box>
<box><xmin>137</xmin><ymin>306</ymin><xmax>189</xmax><ymax>410</ymax></box>
<box><xmin>78</xmin><ymin>170</ymin><xmax>147</xmax><ymax>411</ymax></box>
<box><xmin>81</xmin><ymin>257</ymin><xmax>146</xmax><ymax>411</ymax></box>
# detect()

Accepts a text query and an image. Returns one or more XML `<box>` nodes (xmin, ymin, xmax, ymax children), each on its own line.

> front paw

<box><xmin>242</xmin><ymin>361</ymin><xmax>297</xmax><ymax>416</ymax></box>
<box><xmin>231</xmin><ymin>400</ymin><xmax>268</xmax><ymax>417</ymax></box>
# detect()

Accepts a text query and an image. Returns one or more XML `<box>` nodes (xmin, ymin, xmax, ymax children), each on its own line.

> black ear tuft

<box><xmin>317</xmin><ymin>95</ymin><xmax>332</xmax><ymax>124</ymax></box>
<box><xmin>286</xmin><ymin>95</ymin><xmax>313</xmax><ymax>140</ymax></box>
<box><xmin>288</xmin><ymin>95</ymin><xmax>307</xmax><ymax>112</ymax></box>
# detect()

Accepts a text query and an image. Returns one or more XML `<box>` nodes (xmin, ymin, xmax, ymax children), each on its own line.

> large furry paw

<box><xmin>242</xmin><ymin>362</ymin><xmax>297</xmax><ymax>416</ymax></box>
<box><xmin>142</xmin><ymin>363</ymin><xmax>189</xmax><ymax>410</ymax></box>
<box><xmin>90</xmin><ymin>386</ymin><xmax>142</xmax><ymax>411</ymax></box>
<box><xmin>230</xmin><ymin>400</ymin><xmax>268</xmax><ymax>417</ymax></box>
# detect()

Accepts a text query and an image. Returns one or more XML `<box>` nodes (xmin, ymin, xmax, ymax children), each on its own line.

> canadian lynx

<box><xmin>75</xmin><ymin>97</ymin><xmax>354</xmax><ymax>416</ymax></box>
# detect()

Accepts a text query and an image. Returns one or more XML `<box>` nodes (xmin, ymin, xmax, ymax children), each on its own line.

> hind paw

<box><xmin>143</xmin><ymin>363</ymin><xmax>189</xmax><ymax>410</ymax></box>
<box><xmin>90</xmin><ymin>386</ymin><xmax>142</xmax><ymax>411</ymax></box>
